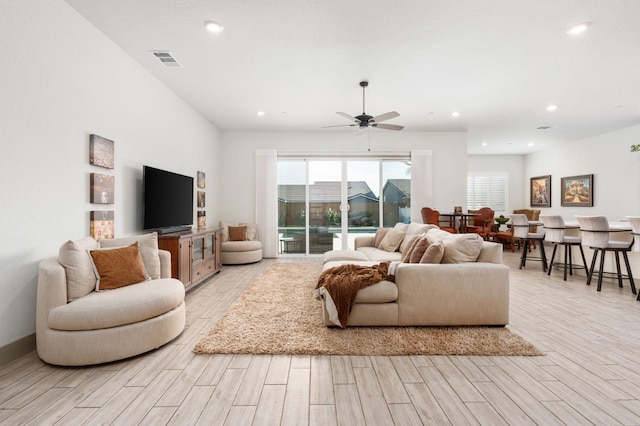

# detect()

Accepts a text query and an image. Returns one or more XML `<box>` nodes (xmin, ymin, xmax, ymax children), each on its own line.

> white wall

<box><xmin>467</xmin><ymin>155</ymin><xmax>525</xmax><ymax>215</ymax></box>
<box><xmin>524</xmin><ymin>125</ymin><xmax>640</xmax><ymax>220</ymax></box>
<box><xmin>219</xmin><ymin>131</ymin><xmax>468</xmax><ymax>224</ymax></box>
<box><xmin>0</xmin><ymin>1</ymin><xmax>221</xmax><ymax>349</ymax></box>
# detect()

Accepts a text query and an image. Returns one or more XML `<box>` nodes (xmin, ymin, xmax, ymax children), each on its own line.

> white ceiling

<box><xmin>65</xmin><ymin>0</ymin><xmax>640</xmax><ymax>155</ymax></box>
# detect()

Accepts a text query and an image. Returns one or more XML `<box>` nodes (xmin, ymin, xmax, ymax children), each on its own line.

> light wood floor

<box><xmin>2</xmin><ymin>250</ymin><xmax>640</xmax><ymax>425</ymax></box>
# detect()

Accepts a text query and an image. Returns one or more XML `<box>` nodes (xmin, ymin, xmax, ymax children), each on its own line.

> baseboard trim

<box><xmin>0</xmin><ymin>334</ymin><xmax>36</xmax><ymax>367</ymax></box>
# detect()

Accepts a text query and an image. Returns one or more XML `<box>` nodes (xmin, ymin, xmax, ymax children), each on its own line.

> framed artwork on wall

<box><xmin>561</xmin><ymin>174</ymin><xmax>594</xmax><ymax>207</ymax></box>
<box><xmin>90</xmin><ymin>173</ymin><xmax>115</xmax><ymax>204</ymax></box>
<box><xmin>89</xmin><ymin>134</ymin><xmax>114</xmax><ymax>169</ymax></box>
<box><xmin>197</xmin><ymin>191</ymin><xmax>205</xmax><ymax>208</ymax></box>
<box><xmin>90</xmin><ymin>211</ymin><xmax>114</xmax><ymax>240</ymax></box>
<box><xmin>197</xmin><ymin>211</ymin><xmax>206</xmax><ymax>228</ymax></box>
<box><xmin>197</xmin><ymin>171</ymin><xmax>205</xmax><ymax>189</ymax></box>
<box><xmin>530</xmin><ymin>175</ymin><xmax>551</xmax><ymax>208</ymax></box>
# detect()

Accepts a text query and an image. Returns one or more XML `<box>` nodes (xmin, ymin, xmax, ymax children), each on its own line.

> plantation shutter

<box><xmin>467</xmin><ymin>172</ymin><xmax>508</xmax><ymax>213</ymax></box>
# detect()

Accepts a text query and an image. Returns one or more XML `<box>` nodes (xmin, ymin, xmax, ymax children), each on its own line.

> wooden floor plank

<box><xmin>4</xmin><ymin>252</ymin><xmax>640</xmax><ymax>425</ymax></box>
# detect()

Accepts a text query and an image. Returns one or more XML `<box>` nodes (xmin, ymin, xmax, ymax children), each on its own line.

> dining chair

<box><xmin>540</xmin><ymin>215</ymin><xmax>588</xmax><ymax>280</ymax></box>
<box><xmin>467</xmin><ymin>207</ymin><xmax>494</xmax><ymax>240</ymax></box>
<box><xmin>420</xmin><ymin>207</ymin><xmax>456</xmax><ymax>233</ymax></box>
<box><xmin>510</xmin><ymin>213</ymin><xmax>547</xmax><ymax>271</ymax></box>
<box><xmin>575</xmin><ymin>215</ymin><xmax>636</xmax><ymax>295</ymax></box>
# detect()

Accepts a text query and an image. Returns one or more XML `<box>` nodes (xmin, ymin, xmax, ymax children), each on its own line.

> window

<box><xmin>467</xmin><ymin>172</ymin><xmax>508</xmax><ymax>214</ymax></box>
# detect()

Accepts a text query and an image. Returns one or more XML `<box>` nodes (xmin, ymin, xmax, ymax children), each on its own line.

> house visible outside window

<box><xmin>467</xmin><ymin>172</ymin><xmax>508</xmax><ymax>214</ymax></box>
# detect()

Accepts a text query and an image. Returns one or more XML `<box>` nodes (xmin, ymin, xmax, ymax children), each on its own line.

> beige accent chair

<box><xmin>36</xmin><ymin>234</ymin><xmax>186</xmax><ymax>366</ymax></box>
<box><xmin>219</xmin><ymin>221</ymin><xmax>263</xmax><ymax>264</ymax></box>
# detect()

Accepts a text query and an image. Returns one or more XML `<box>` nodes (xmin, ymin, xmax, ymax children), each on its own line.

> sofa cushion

<box><xmin>378</xmin><ymin>229</ymin><xmax>405</xmax><ymax>252</ymax></box>
<box><xmin>229</xmin><ymin>225</ymin><xmax>247</xmax><ymax>241</ymax></box>
<box><xmin>410</xmin><ymin>235</ymin><xmax>432</xmax><ymax>263</ymax></box>
<box><xmin>426</xmin><ymin>228</ymin><xmax>454</xmax><ymax>243</ymax></box>
<box><xmin>400</xmin><ymin>234</ymin><xmax>421</xmax><ymax>262</ymax></box>
<box><xmin>89</xmin><ymin>243</ymin><xmax>148</xmax><ymax>291</ymax></box>
<box><xmin>354</xmin><ymin>280</ymin><xmax>398</xmax><ymax>303</ymax></box>
<box><xmin>58</xmin><ymin>237</ymin><xmax>99</xmax><ymax>301</ymax></box>
<box><xmin>48</xmin><ymin>278</ymin><xmax>185</xmax><ymax>331</ymax></box>
<box><xmin>399</xmin><ymin>223</ymin><xmax>434</xmax><ymax>253</ymax></box>
<box><xmin>373</xmin><ymin>228</ymin><xmax>388</xmax><ymax>248</ymax></box>
<box><xmin>357</xmin><ymin>247</ymin><xmax>403</xmax><ymax>262</ymax></box>
<box><xmin>99</xmin><ymin>232</ymin><xmax>161</xmax><ymax>279</ymax></box>
<box><xmin>219</xmin><ymin>220</ymin><xmax>232</xmax><ymax>242</ymax></box>
<box><xmin>221</xmin><ymin>240</ymin><xmax>263</xmax><ymax>252</ymax></box>
<box><xmin>239</xmin><ymin>223</ymin><xmax>258</xmax><ymax>241</ymax></box>
<box><xmin>323</xmin><ymin>250</ymin><xmax>368</xmax><ymax>263</ymax></box>
<box><xmin>441</xmin><ymin>233</ymin><xmax>484</xmax><ymax>264</ymax></box>
<box><xmin>420</xmin><ymin>240</ymin><xmax>445</xmax><ymax>263</ymax></box>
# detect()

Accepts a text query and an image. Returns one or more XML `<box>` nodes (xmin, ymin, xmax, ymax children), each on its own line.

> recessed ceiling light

<box><xmin>204</xmin><ymin>20</ymin><xmax>224</xmax><ymax>33</ymax></box>
<box><xmin>451</xmin><ymin>111</ymin><xmax>460</xmax><ymax>118</ymax></box>
<box><xmin>481</xmin><ymin>142</ymin><xmax>488</xmax><ymax>147</ymax></box>
<box><xmin>528</xmin><ymin>142</ymin><xmax>535</xmax><ymax>147</ymax></box>
<box><xmin>257</xmin><ymin>111</ymin><xmax>265</xmax><ymax>116</ymax></box>
<box><xmin>546</xmin><ymin>104</ymin><xmax>558</xmax><ymax>112</ymax></box>
<box><xmin>566</xmin><ymin>22</ymin><xmax>590</xmax><ymax>35</ymax></box>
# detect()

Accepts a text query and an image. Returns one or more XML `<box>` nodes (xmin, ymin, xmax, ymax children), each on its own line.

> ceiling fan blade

<box><xmin>370</xmin><ymin>111</ymin><xmax>399</xmax><ymax>123</ymax></box>
<box><xmin>372</xmin><ymin>123</ymin><xmax>404</xmax><ymax>131</ymax></box>
<box><xmin>336</xmin><ymin>112</ymin><xmax>360</xmax><ymax>123</ymax></box>
<box><xmin>322</xmin><ymin>124</ymin><xmax>357</xmax><ymax>128</ymax></box>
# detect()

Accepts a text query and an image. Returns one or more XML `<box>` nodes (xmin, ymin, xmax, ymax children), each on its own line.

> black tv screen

<box><xmin>143</xmin><ymin>165</ymin><xmax>194</xmax><ymax>233</ymax></box>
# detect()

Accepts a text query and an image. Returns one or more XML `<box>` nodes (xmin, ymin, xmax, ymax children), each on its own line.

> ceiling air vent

<box><xmin>150</xmin><ymin>50</ymin><xmax>182</xmax><ymax>68</ymax></box>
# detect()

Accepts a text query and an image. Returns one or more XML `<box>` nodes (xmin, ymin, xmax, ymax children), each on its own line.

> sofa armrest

<box><xmin>36</xmin><ymin>257</ymin><xmax>69</xmax><ymax>360</ymax></box>
<box><xmin>355</xmin><ymin>236</ymin><xmax>375</xmax><ymax>249</ymax></box>
<box><xmin>476</xmin><ymin>241</ymin><xmax>503</xmax><ymax>264</ymax></box>
<box><xmin>158</xmin><ymin>249</ymin><xmax>172</xmax><ymax>279</ymax></box>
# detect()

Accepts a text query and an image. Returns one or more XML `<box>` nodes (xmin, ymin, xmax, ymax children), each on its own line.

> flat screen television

<box><xmin>143</xmin><ymin>165</ymin><xmax>194</xmax><ymax>234</ymax></box>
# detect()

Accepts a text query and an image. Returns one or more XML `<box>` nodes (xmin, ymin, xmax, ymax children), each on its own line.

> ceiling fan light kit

<box><xmin>327</xmin><ymin>81</ymin><xmax>404</xmax><ymax>131</ymax></box>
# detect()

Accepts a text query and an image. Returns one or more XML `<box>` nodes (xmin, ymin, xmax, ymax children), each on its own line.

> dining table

<box><xmin>439</xmin><ymin>212</ymin><xmax>480</xmax><ymax>233</ymax></box>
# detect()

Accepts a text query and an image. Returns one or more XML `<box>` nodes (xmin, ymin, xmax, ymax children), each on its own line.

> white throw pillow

<box><xmin>219</xmin><ymin>220</ymin><xmax>233</xmax><ymax>242</ymax></box>
<box><xmin>441</xmin><ymin>233</ymin><xmax>484</xmax><ymax>264</ymax></box>
<box><xmin>378</xmin><ymin>229</ymin><xmax>406</xmax><ymax>252</ymax></box>
<box><xmin>58</xmin><ymin>237</ymin><xmax>99</xmax><ymax>301</ymax></box>
<box><xmin>239</xmin><ymin>223</ymin><xmax>258</xmax><ymax>241</ymax></box>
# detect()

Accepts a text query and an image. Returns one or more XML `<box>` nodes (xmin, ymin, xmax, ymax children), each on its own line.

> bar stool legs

<box><xmin>547</xmin><ymin>243</ymin><xmax>588</xmax><ymax>280</ymax></box>
<box><xmin>520</xmin><ymin>237</ymin><xmax>547</xmax><ymax>271</ymax></box>
<box><xmin>585</xmin><ymin>248</ymin><xmax>636</xmax><ymax>295</ymax></box>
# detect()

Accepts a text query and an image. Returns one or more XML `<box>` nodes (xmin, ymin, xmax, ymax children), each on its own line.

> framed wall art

<box><xmin>197</xmin><ymin>211</ymin><xmax>206</xmax><ymax>228</ymax></box>
<box><xmin>561</xmin><ymin>174</ymin><xmax>594</xmax><ymax>207</ymax></box>
<box><xmin>90</xmin><ymin>173</ymin><xmax>115</xmax><ymax>204</ymax></box>
<box><xmin>90</xmin><ymin>210</ymin><xmax>114</xmax><ymax>240</ymax></box>
<box><xmin>89</xmin><ymin>134</ymin><xmax>114</xmax><ymax>169</ymax></box>
<box><xmin>197</xmin><ymin>191</ymin><xmax>205</xmax><ymax>208</ymax></box>
<box><xmin>197</xmin><ymin>171</ymin><xmax>205</xmax><ymax>189</ymax></box>
<box><xmin>530</xmin><ymin>175</ymin><xmax>551</xmax><ymax>208</ymax></box>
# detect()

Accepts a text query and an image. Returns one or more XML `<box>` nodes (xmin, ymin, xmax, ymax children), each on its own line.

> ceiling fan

<box><xmin>325</xmin><ymin>81</ymin><xmax>404</xmax><ymax>131</ymax></box>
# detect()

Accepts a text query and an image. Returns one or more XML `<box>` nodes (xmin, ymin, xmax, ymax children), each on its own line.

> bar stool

<box><xmin>575</xmin><ymin>215</ymin><xmax>636</xmax><ymax>295</ymax></box>
<box><xmin>510</xmin><ymin>213</ymin><xmax>547</xmax><ymax>271</ymax></box>
<box><xmin>541</xmin><ymin>215</ymin><xmax>588</xmax><ymax>280</ymax></box>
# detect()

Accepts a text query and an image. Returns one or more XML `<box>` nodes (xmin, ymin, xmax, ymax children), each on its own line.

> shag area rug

<box><xmin>194</xmin><ymin>263</ymin><xmax>543</xmax><ymax>356</ymax></box>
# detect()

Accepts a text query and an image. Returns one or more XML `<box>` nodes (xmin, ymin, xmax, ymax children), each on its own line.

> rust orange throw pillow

<box><xmin>228</xmin><ymin>225</ymin><xmax>248</xmax><ymax>241</ymax></box>
<box><xmin>89</xmin><ymin>243</ymin><xmax>147</xmax><ymax>291</ymax></box>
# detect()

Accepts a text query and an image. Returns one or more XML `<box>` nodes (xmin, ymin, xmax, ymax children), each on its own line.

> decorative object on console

<box><xmin>561</xmin><ymin>174</ymin><xmax>594</xmax><ymax>207</ymax></box>
<box><xmin>530</xmin><ymin>175</ymin><xmax>551</xmax><ymax>208</ymax></box>
<box><xmin>90</xmin><ymin>173</ymin><xmax>114</xmax><ymax>204</ymax></box>
<box><xmin>89</xmin><ymin>134</ymin><xmax>114</xmax><ymax>169</ymax></box>
<box><xmin>90</xmin><ymin>210</ymin><xmax>114</xmax><ymax>240</ymax></box>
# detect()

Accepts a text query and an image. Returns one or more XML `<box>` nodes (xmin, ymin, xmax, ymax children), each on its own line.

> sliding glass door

<box><xmin>277</xmin><ymin>157</ymin><xmax>411</xmax><ymax>255</ymax></box>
